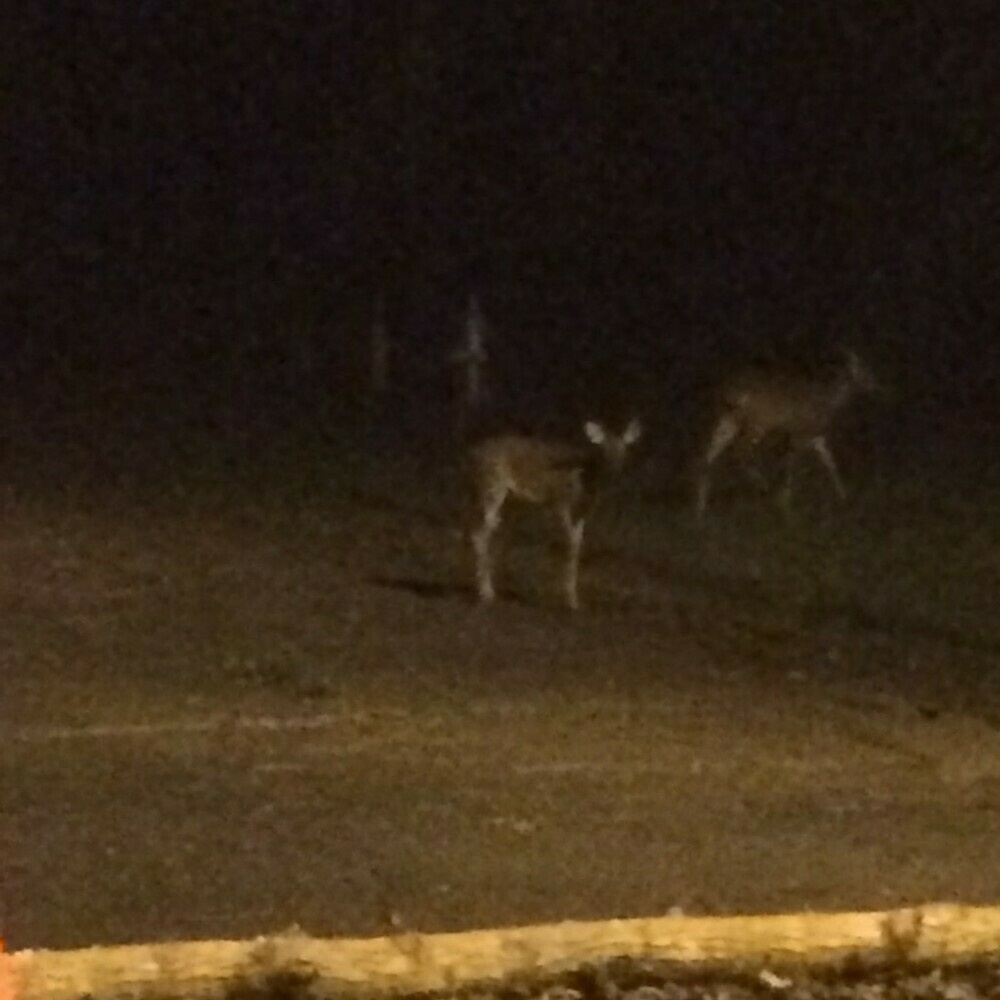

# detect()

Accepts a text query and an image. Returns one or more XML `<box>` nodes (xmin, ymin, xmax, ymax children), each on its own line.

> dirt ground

<box><xmin>3</xmin><ymin>441</ymin><xmax>999</xmax><ymax>951</ymax></box>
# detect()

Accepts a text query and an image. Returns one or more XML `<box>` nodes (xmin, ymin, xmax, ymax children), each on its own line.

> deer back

<box><xmin>721</xmin><ymin>363</ymin><xmax>864</xmax><ymax>441</ymax></box>
<box><xmin>470</xmin><ymin>436</ymin><xmax>587</xmax><ymax>506</ymax></box>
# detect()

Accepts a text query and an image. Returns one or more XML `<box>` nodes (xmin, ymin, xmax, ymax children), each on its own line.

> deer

<box><xmin>467</xmin><ymin>419</ymin><xmax>643</xmax><ymax>610</ymax></box>
<box><xmin>694</xmin><ymin>349</ymin><xmax>877</xmax><ymax>520</ymax></box>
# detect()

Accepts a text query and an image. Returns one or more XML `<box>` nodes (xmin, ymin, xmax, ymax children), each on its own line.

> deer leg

<box><xmin>561</xmin><ymin>508</ymin><xmax>586</xmax><ymax>611</ymax></box>
<box><xmin>734</xmin><ymin>438</ymin><xmax>770</xmax><ymax>492</ymax></box>
<box><xmin>810</xmin><ymin>436</ymin><xmax>847</xmax><ymax>500</ymax></box>
<box><xmin>471</xmin><ymin>487</ymin><xmax>506</xmax><ymax>603</ymax></box>
<box><xmin>696</xmin><ymin>412</ymin><xmax>741</xmax><ymax>520</ymax></box>
<box><xmin>778</xmin><ymin>447</ymin><xmax>797</xmax><ymax>516</ymax></box>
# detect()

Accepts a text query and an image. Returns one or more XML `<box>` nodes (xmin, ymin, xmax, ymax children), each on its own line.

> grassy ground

<box><xmin>3</xmin><ymin>430</ymin><xmax>999</xmax><ymax>949</ymax></box>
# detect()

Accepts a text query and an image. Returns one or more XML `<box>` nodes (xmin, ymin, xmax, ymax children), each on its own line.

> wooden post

<box><xmin>370</xmin><ymin>293</ymin><xmax>391</xmax><ymax>399</ymax></box>
<box><xmin>448</xmin><ymin>293</ymin><xmax>489</xmax><ymax>440</ymax></box>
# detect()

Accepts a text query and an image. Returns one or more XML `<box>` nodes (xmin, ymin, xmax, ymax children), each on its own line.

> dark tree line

<box><xmin>3</xmin><ymin>1</ymin><xmax>996</xmax><ymax>444</ymax></box>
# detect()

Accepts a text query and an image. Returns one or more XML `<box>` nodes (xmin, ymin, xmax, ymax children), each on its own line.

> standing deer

<box><xmin>695</xmin><ymin>349</ymin><xmax>877</xmax><ymax>519</ymax></box>
<box><xmin>468</xmin><ymin>419</ymin><xmax>642</xmax><ymax>609</ymax></box>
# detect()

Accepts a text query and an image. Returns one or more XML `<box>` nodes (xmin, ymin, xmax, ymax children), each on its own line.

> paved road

<box><xmin>8</xmin><ymin>665</ymin><xmax>1000</xmax><ymax>951</ymax></box>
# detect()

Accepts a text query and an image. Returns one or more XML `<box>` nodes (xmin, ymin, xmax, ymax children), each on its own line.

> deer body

<box><xmin>468</xmin><ymin>420</ymin><xmax>642</xmax><ymax>609</ymax></box>
<box><xmin>695</xmin><ymin>351</ymin><xmax>876</xmax><ymax>519</ymax></box>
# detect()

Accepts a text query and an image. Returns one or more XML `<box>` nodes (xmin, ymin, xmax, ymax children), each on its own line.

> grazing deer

<box><xmin>468</xmin><ymin>419</ymin><xmax>642</xmax><ymax>609</ymax></box>
<box><xmin>695</xmin><ymin>349</ymin><xmax>877</xmax><ymax>519</ymax></box>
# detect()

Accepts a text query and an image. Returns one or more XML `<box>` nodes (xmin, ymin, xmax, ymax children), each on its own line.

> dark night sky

<box><xmin>4</xmin><ymin>1</ymin><xmax>998</xmax><ymax>430</ymax></box>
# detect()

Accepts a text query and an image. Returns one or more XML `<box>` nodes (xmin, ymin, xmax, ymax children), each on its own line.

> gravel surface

<box><xmin>215</xmin><ymin>957</ymin><xmax>1000</xmax><ymax>1000</ymax></box>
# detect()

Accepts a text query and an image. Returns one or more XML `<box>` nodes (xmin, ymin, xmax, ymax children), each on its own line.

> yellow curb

<box><xmin>8</xmin><ymin>902</ymin><xmax>1000</xmax><ymax>1000</ymax></box>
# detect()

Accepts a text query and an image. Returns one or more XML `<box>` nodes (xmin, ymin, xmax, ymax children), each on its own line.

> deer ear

<box><xmin>584</xmin><ymin>421</ymin><xmax>606</xmax><ymax>444</ymax></box>
<box><xmin>623</xmin><ymin>419</ymin><xmax>643</xmax><ymax>445</ymax></box>
<box><xmin>841</xmin><ymin>346</ymin><xmax>860</xmax><ymax>368</ymax></box>
<box><xmin>848</xmin><ymin>351</ymin><xmax>867</xmax><ymax>379</ymax></box>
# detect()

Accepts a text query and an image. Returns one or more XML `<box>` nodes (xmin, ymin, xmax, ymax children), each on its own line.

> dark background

<box><xmin>3</xmin><ymin>1</ymin><xmax>997</xmax><ymax>458</ymax></box>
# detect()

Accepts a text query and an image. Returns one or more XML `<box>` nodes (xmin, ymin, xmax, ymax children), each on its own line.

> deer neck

<box><xmin>827</xmin><ymin>371</ymin><xmax>859</xmax><ymax>413</ymax></box>
<box><xmin>584</xmin><ymin>447</ymin><xmax>629</xmax><ymax>494</ymax></box>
